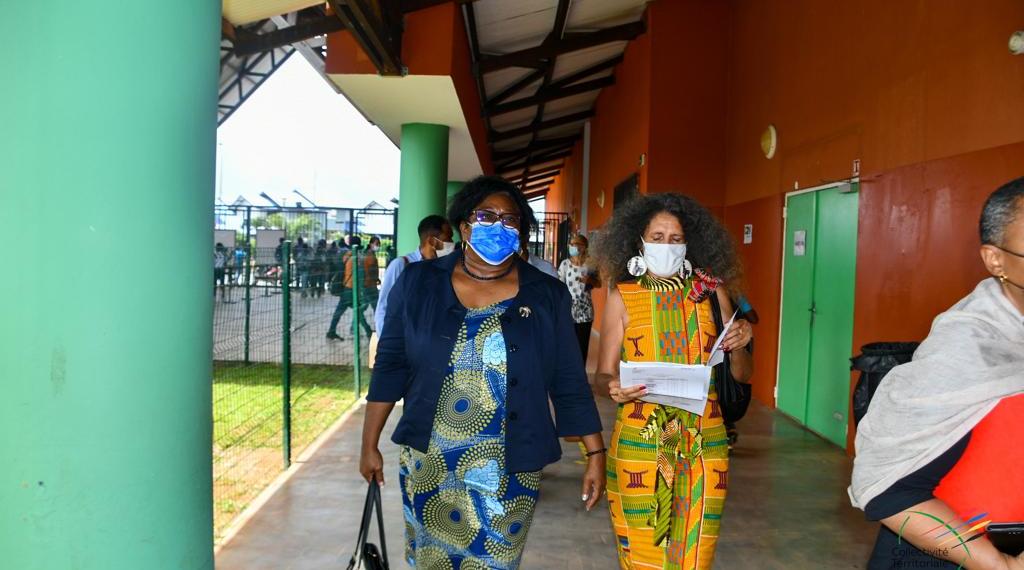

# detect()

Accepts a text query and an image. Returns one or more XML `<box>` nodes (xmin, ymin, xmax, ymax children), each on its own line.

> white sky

<box><xmin>216</xmin><ymin>55</ymin><xmax>400</xmax><ymax>209</ymax></box>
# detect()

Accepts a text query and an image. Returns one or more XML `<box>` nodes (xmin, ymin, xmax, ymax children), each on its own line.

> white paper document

<box><xmin>620</xmin><ymin>361</ymin><xmax>710</xmax><ymax>400</ymax></box>
<box><xmin>706</xmin><ymin>310</ymin><xmax>738</xmax><ymax>368</ymax></box>
<box><xmin>619</xmin><ymin>310</ymin><xmax>738</xmax><ymax>416</ymax></box>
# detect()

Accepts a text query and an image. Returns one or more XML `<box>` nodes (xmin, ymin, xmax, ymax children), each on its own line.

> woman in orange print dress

<box><xmin>593</xmin><ymin>193</ymin><xmax>753</xmax><ymax>570</ymax></box>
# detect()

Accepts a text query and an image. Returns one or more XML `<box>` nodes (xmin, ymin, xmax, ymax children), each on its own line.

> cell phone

<box><xmin>988</xmin><ymin>522</ymin><xmax>1024</xmax><ymax>556</ymax></box>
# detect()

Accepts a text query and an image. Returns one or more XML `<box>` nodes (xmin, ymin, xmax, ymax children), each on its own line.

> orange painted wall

<box><xmin>582</xmin><ymin>26</ymin><xmax>652</xmax><ymax>332</ymax></box>
<box><xmin>325</xmin><ymin>4</ymin><xmax>493</xmax><ymax>172</ymax></box>
<box><xmin>722</xmin><ymin>194</ymin><xmax>784</xmax><ymax>407</ymax></box>
<box><xmin>586</xmin><ymin>28</ymin><xmax>651</xmax><ymax>232</ymax></box>
<box><xmin>327</xmin><ymin>5</ymin><xmax>455</xmax><ymax>76</ymax></box>
<box><xmin>446</xmin><ymin>5</ymin><xmax>495</xmax><ymax>174</ymax></box>
<box><xmin>546</xmin><ymin>140</ymin><xmax>584</xmax><ymax>221</ymax></box>
<box><xmin>846</xmin><ymin>141</ymin><xmax>1024</xmax><ymax>449</ymax></box>
<box><xmin>724</xmin><ymin>0</ymin><xmax>1024</xmax><ymax>205</ymax></box>
<box><xmin>646</xmin><ymin>0</ymin><xmax>730</xmax><ymax>212</ymax></box>
<box><xmin>555</xmin><ymin>0</ymin><xmax>1024</xmax><ymax>428</ymax></box>
<box><xmin>719</xmin><ymin>0</ymin><xmax>1024</xmax><ymax>433</ymax></box>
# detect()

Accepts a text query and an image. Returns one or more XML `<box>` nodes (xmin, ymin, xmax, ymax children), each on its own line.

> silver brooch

<box><xmin>519</xmin><ymin>306</ymin><xmax>532</xmax><ymax>318</ymax></box>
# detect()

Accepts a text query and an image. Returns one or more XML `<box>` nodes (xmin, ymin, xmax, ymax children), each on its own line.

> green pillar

<box><xmin>0</xmin><ymin>2</ymin><xmax>219</xmax><ymax>569</ymax></box>
<box><xmin>446</xmin><ymin>181</ymin><xmax>464</xmax><ymax>242</ymax></box>
<box><xmin>398</xmin><ymin>123</ymin><xmax>449</xmax><ymax>253</ymax></box>
<box><xmin>446</xmin><ymin>180</ymin><xmax>464</xmax><ymax>205</ymax></box>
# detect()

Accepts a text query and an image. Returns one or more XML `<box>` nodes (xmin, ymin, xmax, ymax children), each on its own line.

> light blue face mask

<box><xmin>568</xmin><ymin>245</ymin><xmax>580</xmax><ymax>257</ymax></box>
<box><xmin>468</xmin><ymin>222</ymin><xmax>520</xmax><ymax>265</ymax></box>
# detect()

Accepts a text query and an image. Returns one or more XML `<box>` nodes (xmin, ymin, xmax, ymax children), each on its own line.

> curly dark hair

<box><xmin>594</xmin><ymin>193</ymin><xmax>743</xmax><ymax>291</ymax></box>
<box><xmin>448</xmin><ymin>175</ymin><xmax>538</xmax><ymax>240</ymax></box>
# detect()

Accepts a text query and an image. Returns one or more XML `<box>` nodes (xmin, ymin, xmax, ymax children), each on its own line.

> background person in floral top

<box><xmin>558</xmin><ymin>233</ymin><xmax>600</xmax><ymax>364</ymax></box>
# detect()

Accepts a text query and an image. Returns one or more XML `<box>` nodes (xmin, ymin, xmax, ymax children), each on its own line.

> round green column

<box><xmin>397</xmin><ymin>123</ymin><xmax>449</xmax><ymax>253</ymax></box>
<box><xmin>446</xmin><ymin>181</ymin><xmax>464</xmax><ymax>242</ymax></box>
<box><xmin>446</xmin><ymin>180</ymin><xmax>465</xmax><ymax>204</ymax></box>
<box><xmin>0</xmin><ymin>2</ymin><xmax>220</xmax><ymax>569</ymax></box>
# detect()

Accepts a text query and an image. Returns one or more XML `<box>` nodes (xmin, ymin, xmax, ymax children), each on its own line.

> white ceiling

<box><xmin>222</xmin><ymin>0</ymin><xmax>323</xmax><ymax>26</ymax></box>
<box><xmin>327</xmin><ymin>74</ymin><xmax>485</xmax><ymax>181</ymax></box>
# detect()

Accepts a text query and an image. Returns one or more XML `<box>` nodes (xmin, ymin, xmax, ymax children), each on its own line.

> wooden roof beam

<box><xmin>491</xmin><ymin>110</ymin><xmax>593</xmax><ymax>142</ymax></box>
<box><xmin>491</xmin><ymin>135</ymin><xmax>578</xmax><ymax>161</ymax></box>
<box><xmin>496</xmin><ymin>148</ymin><xmax>574</xmax><ymax>171</ymax></box>
<box><xmin>548</xmin><ymin>54</ymin><xmax>623</xmax><ymax>90</ymax></box>
<box><xmin>499</xmin><ymin>162</ymin><xmax>564</xmax><ymax>179</ymax></box>
<box><xmin>486</xmin><ymin>68</ymin><xmax>546</xmax><ymax>108</ymax></box>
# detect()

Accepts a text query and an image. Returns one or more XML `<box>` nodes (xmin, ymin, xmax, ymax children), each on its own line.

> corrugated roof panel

<box><xmin>483</xmin><ymin>68</ymin><xmax>544</xmax><ymax>103</ymax></box>
<box><xmin>541</xmin><ymin>90</ymin><xmax>600</xmax><ymax>117</ymax></box>
<box><xmin>536</xmin><ymin>122</ymin><xmax>586</xmax><ymax>140</ymax></box>
<box><xmin>565</xmin><ymin>0</ymin><xmax>649</xmax><ymax>31</ymax></box>
<box><xmin>492</xmin><ymin>134</ymin><xmax>536</xmax><ymax>152</ymax></box>
<box><xmin>550</xmin><ymin>42</ymin><xmax>626</xmax><ymax>83</ymax></box>
<box><xmin>490</xmin><ymin>107</ymin><xmax>540</xmax><ymax>130</ymax></box>
<box><xmin>474</xmin><ymin>0</ymin><xmax>557</xmax><ymax>54</ymax></box>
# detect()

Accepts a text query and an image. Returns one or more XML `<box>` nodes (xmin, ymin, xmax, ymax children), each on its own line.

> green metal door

<box><xmin>776</xmin><ymin>192</ymin><xmax>817</xmax><ymax>421</ymax></box>
<box><xmin>777</xmin><ymin>185</ymin><xmax>859</xmax><ymax>447</ymax></box>
<box><xmin>805</xmin><ymin>186</ymin><xmax>859</xmax><ymax>445</ymax></box>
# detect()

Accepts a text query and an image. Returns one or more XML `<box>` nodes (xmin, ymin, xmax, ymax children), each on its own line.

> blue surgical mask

<box><xmin>468</xmin><ymin>222</ymin><xmax>520</xmax><ymax>265</ymax></box>
<box><xmin>568</xmin><ymin>245</ymin><xmax>580</xmax><ymax>257</ymax></box>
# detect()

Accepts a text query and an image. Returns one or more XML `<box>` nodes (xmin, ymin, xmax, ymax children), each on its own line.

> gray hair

<box><xmin>980</xmin><ymin>176</ymin><xmax>1024</xmax><ymax>246</ymax></box>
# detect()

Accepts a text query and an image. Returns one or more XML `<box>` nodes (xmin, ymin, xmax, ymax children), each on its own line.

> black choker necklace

<box><xmin>461</xmin><ymin>254</ymin><xmax>515</xmax><ymax>281</ymax></box>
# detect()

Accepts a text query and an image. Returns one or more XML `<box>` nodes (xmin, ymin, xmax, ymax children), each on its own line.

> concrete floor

<box><xmin>215</xmin><ymin>395</ymin><xmax>877</xmax><ymax>569</ymax></box>
<box><xmin>213</xmin><ymin>286</ymin><xmax>374</xmax><ymax>365</ymax></box>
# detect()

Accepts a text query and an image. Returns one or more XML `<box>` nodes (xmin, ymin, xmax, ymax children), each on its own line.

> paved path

<box><xmin>216</xmin><ymin>395</ymin><xmax>876</xmax><ymax>569</ymax></box>
<box><xmin>213</xmin><ymin>287</ymin><xmax>374</xmax><ymax>366</ymax></box>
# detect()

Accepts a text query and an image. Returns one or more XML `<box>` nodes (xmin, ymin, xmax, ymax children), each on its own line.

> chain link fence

<box><xmin>212</xmin><ymin>241</ymin><xmax>380</xmax><ymax>538</ymax></box>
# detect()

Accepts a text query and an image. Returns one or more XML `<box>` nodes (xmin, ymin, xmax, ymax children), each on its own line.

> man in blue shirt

<box><xmin>373</xmin><ymin>215</ymin><xmax>454</xmax><ymax>335</ymax></box>
<box><xmin>520</xmin><ymin>244</ymin><xmax>558</xmax><ymax>278</ymax></box>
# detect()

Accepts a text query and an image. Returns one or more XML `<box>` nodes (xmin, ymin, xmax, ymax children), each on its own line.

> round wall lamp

<box><xmin>760</xmin><ymin>124</ymin><xmax>778</xmax><ymax>159</ymax></box>
<box><xmin>1010</xmin><ymin>31</ymin><xmax>1024</xmax><ymax>55</ymax></box>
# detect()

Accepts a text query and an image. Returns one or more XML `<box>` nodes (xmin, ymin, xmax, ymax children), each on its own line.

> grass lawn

<box><xmin>212</xmin><ymin>361</ymin><xmax>367</xmax><ymax>538</ymax></box>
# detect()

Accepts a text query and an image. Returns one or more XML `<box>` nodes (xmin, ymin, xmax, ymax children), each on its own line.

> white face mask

<box><xmin>642</xmin><ymin>240</ymin><xmax>687</xmax><ymax>277</ymax></box>
<box><xmin>436</xmin><ymin>241</ymin><xmax>456</xmax><ymax>257</ymax></box>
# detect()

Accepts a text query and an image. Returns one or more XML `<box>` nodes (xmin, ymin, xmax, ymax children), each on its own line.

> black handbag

<box><xmin>346</xmin><ymin>482</ymin><xmax>390</xmax><ymax>570</ymax></box>
<box><xmin>709</xmin><ymin>293</ymin><xmax>753</xmax><ymax>423</ymax></box>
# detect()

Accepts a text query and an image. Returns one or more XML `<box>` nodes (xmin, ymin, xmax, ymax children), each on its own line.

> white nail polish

<box><xmin>582</xmin><ymin>494</ymin><xmax>588</xmax><ymax>502</ymax></box>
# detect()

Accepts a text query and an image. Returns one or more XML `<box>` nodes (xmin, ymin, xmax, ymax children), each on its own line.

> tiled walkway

<box><xmin>215</xmin><ymin>396</ymin><xmax>877</xmax><ymax>569</ymax></box>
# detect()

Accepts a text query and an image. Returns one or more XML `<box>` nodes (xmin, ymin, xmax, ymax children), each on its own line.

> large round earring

<box><xmin>627</xmin><ymin>254</ymin><xmax>647</xmax><ymax>277</ymax></box>
<box><xmin>680</xmin><ymin>258</ymin><xmax>694</xmax><ymax>279</ymax></box>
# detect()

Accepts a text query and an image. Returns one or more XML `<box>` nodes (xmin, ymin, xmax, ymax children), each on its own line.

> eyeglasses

<box><xmin>472</xmin><ymin>209</ymin><xmax>521</xmax><ymax>229</ymax></box>
<box><xmin>996</xmin><ymin>245</ymin><xmax>1024</xmax><ymax>259</ymax></box>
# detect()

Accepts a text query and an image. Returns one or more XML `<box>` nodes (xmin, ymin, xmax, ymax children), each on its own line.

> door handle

<box><xmin>808</xmin><ymin>301</ymin><xmax>817</xmax><ymax>327</ymax></box>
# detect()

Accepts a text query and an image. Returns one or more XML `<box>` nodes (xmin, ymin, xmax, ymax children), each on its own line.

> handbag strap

<box><xmin>348</xmin><ymin>482</ymin><xmax>378</xmax><ymax>569</ymax></box>
<box><xmin>370</xmin><ymin>482</ymin><xmax>390</xmax><ymax>569</ymax></box>
<box><xmin>708</xmin><ymin>293</ymin><xmax>739</xmax><ymax>403</ymax></box>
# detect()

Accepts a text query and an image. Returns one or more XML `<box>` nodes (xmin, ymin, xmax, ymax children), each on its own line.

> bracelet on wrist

<box><xmin>584</xmin><ymin>448</ymin><xmax>607</xmax><ymax>458</ymax></box>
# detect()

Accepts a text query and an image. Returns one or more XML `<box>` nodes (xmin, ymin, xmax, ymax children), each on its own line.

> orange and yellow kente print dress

<box><xmin>607</xmin><ymin>274</ymin><xmax>729</xmax><ymax>570</ymax></box>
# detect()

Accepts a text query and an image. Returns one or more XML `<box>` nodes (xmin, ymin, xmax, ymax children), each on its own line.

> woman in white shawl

<box><xmin>850</xmin><ymin>177</ymin><xmax>1024</xmax><ymax>570</ymax></box>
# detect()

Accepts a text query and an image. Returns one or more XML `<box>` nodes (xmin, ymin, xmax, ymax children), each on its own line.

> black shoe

<box><xmin>326</xmin><ymin>332</ymin><xmax>342</xmax><ymax>340</ymax></box>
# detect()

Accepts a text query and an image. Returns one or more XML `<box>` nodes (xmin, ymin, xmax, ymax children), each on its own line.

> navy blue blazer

<box><xmin>367</xmin><ymin>250</ymin><xmax>602</xmax><ymax>473</ymax></box>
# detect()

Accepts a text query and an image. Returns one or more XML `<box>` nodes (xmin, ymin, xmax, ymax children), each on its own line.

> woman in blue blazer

<box><xmin>360</xmin><ymin>176</ymin><xmax>605</xmax><ymax>569</ymax></box>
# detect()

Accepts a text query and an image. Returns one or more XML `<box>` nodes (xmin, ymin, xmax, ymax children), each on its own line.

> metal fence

<box><xmin>211</xmin><ymin>241</ymin><xmax>381</xmax><ymax>539</ymax></box>
<box><xmin>528</xmin><ymin>212</ymin><xmax>571</xmax><ymax>268</ymax></box>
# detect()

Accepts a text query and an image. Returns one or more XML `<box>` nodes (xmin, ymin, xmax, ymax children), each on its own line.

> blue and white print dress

<box><xmin>399</xmin><ymin>300</ymin><xmax>541</xmax><ymax>570</ymax></box>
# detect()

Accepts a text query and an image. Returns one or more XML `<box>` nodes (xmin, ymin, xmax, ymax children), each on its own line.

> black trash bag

<box><xmin>850</xmin><ymin>342</ymin><xmax>920</xmax><ymax>426</ymax></box>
